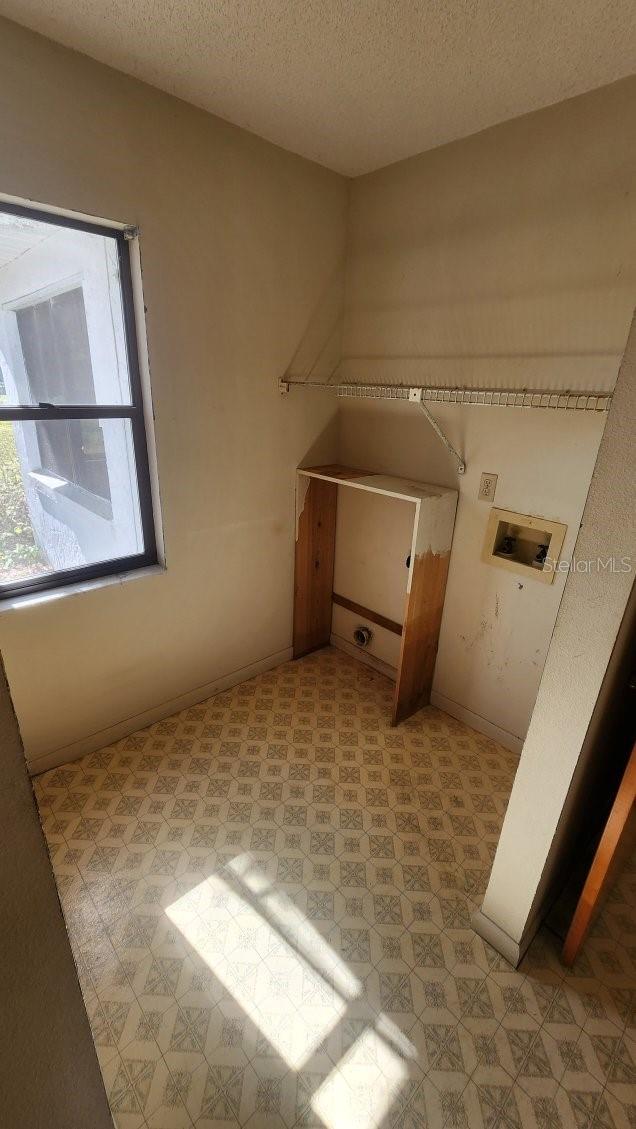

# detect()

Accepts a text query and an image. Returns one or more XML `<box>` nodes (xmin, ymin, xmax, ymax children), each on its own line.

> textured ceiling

<box><xmin>1</xmin><ymin>1</ymin><xmax>634</xmax><ymax>175</ymax></box>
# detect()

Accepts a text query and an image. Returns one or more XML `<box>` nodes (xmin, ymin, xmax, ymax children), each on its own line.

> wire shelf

<box><xmin>282</xmin><ymin>379</ymin><xmax>612</xmax><ymax>412</ymax></box>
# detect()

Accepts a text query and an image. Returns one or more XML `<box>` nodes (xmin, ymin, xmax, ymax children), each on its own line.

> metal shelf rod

<box><xmin>280</xmin><ymin>379</ymin><xmax>612</xmax><ymax>412</ymax></box>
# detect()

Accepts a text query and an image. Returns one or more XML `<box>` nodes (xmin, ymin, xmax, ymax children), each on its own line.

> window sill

<box><xmin>29</xmin><ymin>470</ymin><xmax>113</xmax><ymax>520</ymax></box>
<box><xmin>0</xmin><ymin>563</ymin><xmax>166</xmax><ymax>613</ymax></box>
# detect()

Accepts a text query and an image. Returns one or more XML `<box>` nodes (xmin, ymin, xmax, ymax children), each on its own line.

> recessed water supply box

<box><xmin>481</xmin><ymin>507</ymin><xmax>567</xmax><ymax>584</ymax></box>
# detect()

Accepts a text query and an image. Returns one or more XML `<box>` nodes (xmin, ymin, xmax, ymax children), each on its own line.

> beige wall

<box><xmin>476</xmin><ymin>312</ymin><xmax>636</xmax><ymax>960</ymax></box>
<box><xmin>338</xmin><ymin>399</ymin><xmax>606</xmax><ymax>748</ymax></box>
<box><xmin>0</xmin><ymin>654</ymin><xmax>112</xmax><ymax>1127</ymax></box>
<box><xmin>342</xmin><ymin>76</ymin><xmax>636</xmax><ymax>393</ymax></box>
<box><xmin>339</xmin><ymin>78</ymin><xmax>636</xmax><ymax>747</ymax></box>
<box><xmin>0</xmin><ymin>19</ymin><xmax>347</xmax><ymax>771</ymax></box>
<box><xmin>1</xmin><ymin>23</ymin><xmax>634</xmax><ymax>771</ymax></box>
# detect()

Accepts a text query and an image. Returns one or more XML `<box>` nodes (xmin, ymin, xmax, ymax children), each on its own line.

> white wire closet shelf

<box><xmin>280</xmin><ymin>377</ymin><xmax>613</xmax><ymax>413</ymax></box>
<box><xmin>279</xmin><ymin>374</ymin><xmax>613</xmax><ymax>476</ymax></box>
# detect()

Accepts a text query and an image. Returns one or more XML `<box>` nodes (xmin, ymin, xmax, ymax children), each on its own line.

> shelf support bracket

<box><xmin>409</xmin><ymin>390</ymin><xmax>466</xmax><ymax>474</ymax></box>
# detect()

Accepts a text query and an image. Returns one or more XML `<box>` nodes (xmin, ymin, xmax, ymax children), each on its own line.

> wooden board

<box><xmin>562</xmin><ymin>742</ymin><xmax>636</xmax><ymax>966</ymax></box>
<box><xmin>393</xmin><ymin>549</ymin><xmax>451</xmax><ymax>724</ymax></box>
<box><xmin>332</xmin><ymin>592</ymin><xmax>403</xmax><ymax>636</ymax></box>
<box><xmin>293</xmin><ymin>464</ymin><xmax>457</xmax><ymax>725</ymax></box>
<box><xmin>300</xmin><ymin>465</ymin><xmax>456</xmax><ymax>506</ymax></box>
<box><xmin>302</xmin><ymin>464</ymin><xmax>372</xmax><ymax>481</ymax></box>
<box><xmin>293</xmin><ymin>477</ymin><xmax>338</xmax><ymax>658</ymax></box>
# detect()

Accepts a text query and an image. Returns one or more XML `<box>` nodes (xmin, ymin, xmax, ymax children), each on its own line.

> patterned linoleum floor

<box><xmin>34</xmin><ymin>647</ymin><xmax>635</xmax><ymax>1129</ymax></box>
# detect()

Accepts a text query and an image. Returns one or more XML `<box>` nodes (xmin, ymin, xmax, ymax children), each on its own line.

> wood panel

<box><xmin>562</xmin><ymin>742</ymin><xmax>636</xmax><ymax>966</ymax></box>
<box><xmin>392</xmin><ymin>549</ymin><xmax>451</xmax><ymax>725</ymax></box>
<box><xmin>300</xmin><ymin>464</ymin><xmax>453</xmax><ymax>505</ymax></box>
<box><xmin>293</xmin><ymin>464</ymin><xmax>457</xmax><ymax>724</ymax></box>
<box><xmin>293</xmin><ymin>477</ymin><xmax>338</xmax><ymax>658</ymax></box>
<box><xmin>301</xmin><ymin>464</ymin><xmax>373</xmax><ymax>480</ymax></box>
<box><xmin>332</xmin><ymin>592</ymin><xmax>403</xmax><ymax>636</ymax></box>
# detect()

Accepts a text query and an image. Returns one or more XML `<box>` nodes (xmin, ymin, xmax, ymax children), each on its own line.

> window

<box><xmin>16</xmin><ymin>288</ymin><xmax>111</xmax><ymax>500</ymax></box>
<box><xmin>0</xmin><ymin>201</ymin><xmax>157</xmax><ymax>598</ymax></box>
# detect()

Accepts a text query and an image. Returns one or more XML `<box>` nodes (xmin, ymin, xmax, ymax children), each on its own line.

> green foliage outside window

<box><xmin>0</xmin><ymin>419</ymin><xmax>44</xmax><ymax>575</ymax></box>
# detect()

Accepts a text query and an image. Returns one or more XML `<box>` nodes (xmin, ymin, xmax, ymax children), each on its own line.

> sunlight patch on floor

<box><xmin>311</xmin><ymin>1025</ymin><xmax>409</xmax><ymax>1129</ymax></box>
<box><xmin>166</xmin><ymin>855</ymin><xmax>356</xmax><ymax>1071</ymax></box>
<box><xmin>166</xmin><ymin>853</ymin><xmax>418</xmax><ymax>1124</ymax></box>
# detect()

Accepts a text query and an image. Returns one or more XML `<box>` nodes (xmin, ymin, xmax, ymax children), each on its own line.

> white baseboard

<box><xmin>330</xmin><ymin>633</ymin><xmax>397</xmax><ymax>682</ymax></box>
<box><xmin>328</xmin><ymin>644</ymin><xmax>524</xmax><ymax>755</ymax></box>
<box><xmin>471</xmin><ymin>905</ymin><xmax>543</xmax><ymax>968</ymax></box>
<box><xmin>430</xmin><ymin>690</ymin><xmax>523</xmax><ymax>755</ymax></box>
<box><xmin>28</xmin><ymin>647</ymin><xmax>293</xmax><ymax>776</ymax></box>
<box><xmin>471</xmin><ymin>909</ymin><xmax>523</xmax><ymax>967</ymax></box>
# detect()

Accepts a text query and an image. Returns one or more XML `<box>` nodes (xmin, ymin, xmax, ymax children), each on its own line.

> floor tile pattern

<box><xmin>34</xmin><ymin>648</ymin><xmax>636</xmax><ymax>1128</ymax></box>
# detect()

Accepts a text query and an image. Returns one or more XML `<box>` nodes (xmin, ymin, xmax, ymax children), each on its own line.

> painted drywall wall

<box><xmin>0</xmin><ymin>19</ymin><xmax>347</xmax><ymax>771</ymax></box>
<box><xmin>338</xmin><ymin>399</ymin><xmax>606</xmax><ymax>748</ymax></box>
<box><xmin>476</xmin><ymin>311</ymin><xmax>636</xmax><ymax>956</ymax></box>
<box><xmin>331</xmin><ymin>486</ymin><xmax>413</xmax><ymax>671</ymax></box>
<box><xmin>0</xmin><ymin>654</ymin><xmax>112</xmax><ymax>1127</ymax></box>
<box><xmin>342</xmin><ymin>76</ymin><xmax>636</xmax><ymax>393</ymax></box>
<box><xmin>339</xmin><ymin>78</ymin><xmax>636</xmax><ymax>747</ymax></box>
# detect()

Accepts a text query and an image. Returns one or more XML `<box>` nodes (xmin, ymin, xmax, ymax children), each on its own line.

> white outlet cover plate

<box><xmin>478</xmin><ymin>472</ymin><xmax>498</xmax><ymax>501</ymax></box>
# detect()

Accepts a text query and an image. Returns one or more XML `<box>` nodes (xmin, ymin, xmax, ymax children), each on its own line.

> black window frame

<box><xmin>0</xmin><ymin>201</ymin><xmax>157</xmax><ymax>601</ymax></box>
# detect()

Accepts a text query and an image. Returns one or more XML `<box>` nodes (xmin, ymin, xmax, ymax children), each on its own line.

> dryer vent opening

<box><xmin>353</xmin><ymin>625</ymin><xmax>373</xmax><ymax>648</ymax></box>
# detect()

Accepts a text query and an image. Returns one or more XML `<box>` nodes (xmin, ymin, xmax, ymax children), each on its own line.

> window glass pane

<box><xmin>16</xmin><ymin>288</ymin><xmax>96</xmax><ymax>404</ymax></box>
<box><xmin>0</xmin><ymin>417</ymin><xmax>143</xmax><ymax>588</ymax></box>
<box><xmin>0</xmin><ymin>212</ymin><xmax>132</xmax><ymax>405</ymax></box>
<box><xmin>36</xmin><ymin>419</ymin><xmax>111</xmax><ymax>500</ymax></box>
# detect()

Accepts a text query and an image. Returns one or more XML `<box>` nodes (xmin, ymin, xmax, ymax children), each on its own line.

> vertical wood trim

<box><xmin>293</xmin><ymin>477</ymin><xmax>338</xmax><ymax>658</ymax></box>
<box><xmin>393</xmin><ymin>549</ymin><xmax>451</xmax><ymax>724</ymax></box>
<box><xmin>562</xmin><ymin>742</ymin><xmax>636</xmax><ymax>966</ymax></box>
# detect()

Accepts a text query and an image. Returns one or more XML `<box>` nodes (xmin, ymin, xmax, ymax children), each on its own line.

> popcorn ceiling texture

<box><xmin>0</xmin><ymin>0</ymin><xmax>634</xmax><ymax>174</ymax></box>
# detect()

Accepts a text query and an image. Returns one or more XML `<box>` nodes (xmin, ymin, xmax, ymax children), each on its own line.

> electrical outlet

<box><xmin>408</xmin><ymin>387</ymin><xmax>423</xmax><ymax>402</ymax></box>
<box><xmin>478</xmin><ymin>472</ymin><xmax>498</xmax><ymax>502</ymax></box>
